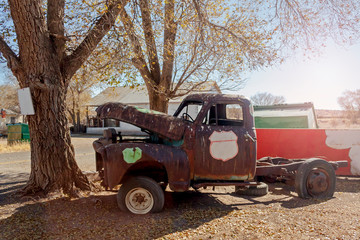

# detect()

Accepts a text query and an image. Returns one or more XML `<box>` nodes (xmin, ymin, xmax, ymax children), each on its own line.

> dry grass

<box><xmin>0</xmin><ymin>140</ymin><xmax>30</xmax><ymax>153</ymax></box>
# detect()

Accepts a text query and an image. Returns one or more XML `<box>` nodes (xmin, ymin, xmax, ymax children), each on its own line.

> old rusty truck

<box><xmin>93</xmin><ymin>94</ymin><xmax>348</xmax><ymax>214</ymax></box>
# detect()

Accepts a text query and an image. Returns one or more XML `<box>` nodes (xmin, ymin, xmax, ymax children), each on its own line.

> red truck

<box><xmin>93</xmin><ymin>94</ymin><xmax>347</xmax><ymax>214</ymax></box>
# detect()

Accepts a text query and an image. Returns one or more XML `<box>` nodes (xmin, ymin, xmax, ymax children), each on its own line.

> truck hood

<box><xmin>96</xmin><ymin>102</ymin><xmax>188</xmax><ymax>141</ymax></box>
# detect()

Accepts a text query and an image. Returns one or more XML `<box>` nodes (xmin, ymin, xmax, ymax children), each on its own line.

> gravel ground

<box><xmin>0</xmin><ymin>177</ymin><xmax>359</xmax><ymax>239</ymax></box>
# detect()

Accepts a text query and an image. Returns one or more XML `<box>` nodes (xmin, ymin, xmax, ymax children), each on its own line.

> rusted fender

<box><xmin>95</xmin><ymin>142</ymin><xmax>190</xmax><ymax>191</ymax></box>
<box><xmin>96</xmin><ymin>103</ymin><xmax>188</xmax><ymax>141</ymax></box>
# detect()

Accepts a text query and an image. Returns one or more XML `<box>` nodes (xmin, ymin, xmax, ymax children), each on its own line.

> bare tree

<box><xmin>0</xmin><ymin>0</ymin><xmax>127</xmax><ymax>196</ymax></box>
<box><xmin>338</xmin><ymin>89</ymin><xmax>360</xmax><ymax>124</ymax></box>
<box><xmin>67</xmin><ymin>63</ymin><xmax>104</xmax><ymax>133</ymax></box>
<box><xmin>0</xmin><ymin>84</ymin><xmax>18</xmax><ymax>111</ymax></box>
<box><xmin>0</xmin><ymin>66</ymin><xmax>19</xmax><ymax>111</ymax></box>
<box><xmin>101</xmin><ymin>1</ymin><xmax>280</xmax><ymax>112</ymax></box>
<box><xmin>251</xmin><ymin>92</ymin><xmax>286</xmax><ymax>106</ymax></box>
<box><xmin>99</xmin><ymin>0</ymin><xmax>360</xmax><ymax>113</ymax></box>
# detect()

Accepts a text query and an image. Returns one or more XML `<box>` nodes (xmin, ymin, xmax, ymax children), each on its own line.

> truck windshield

<box><xmin>174</xmin><ymin>101</ymin><xmax>203</xmax><ymax>123</ymax></box>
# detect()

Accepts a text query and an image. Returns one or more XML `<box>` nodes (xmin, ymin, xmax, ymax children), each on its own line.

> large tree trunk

<box><xmin>148</xmin><ymin>87</ymin><xmax>169</xmax><ymax>113</ymax></box>
<box><xmin>22</xmin><ymin>77</ymin><xmax>90</xmax><ymax>195</ymax></box>
<box><xmin>6</xmin><ymin>0</ymin><xmax>91</xmax><ymax>196</ymax></box>
<box><xmin>0</xmin><ymin>0</ymin><xmax>124</xmax><ymax>196</ymax></box>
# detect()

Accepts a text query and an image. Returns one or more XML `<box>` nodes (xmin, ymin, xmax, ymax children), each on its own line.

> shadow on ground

<box><xmin>0</xmin><ymin>176</ymin><xmax>359</xmax><ymax>239</ymax></box>
<box><xmin>0</xmin><ymin>191</ymin><xmax>235</xmax><ymax>239</ymax></box>
<box><xmin>0</xmin><ymin>172</ymin><xmax>28</xmax><ymax>206</ymax></box>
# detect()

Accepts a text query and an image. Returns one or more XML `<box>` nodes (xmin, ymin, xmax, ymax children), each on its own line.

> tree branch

<box><xmin>47</xmin><ymin>0</ymin><xmax>65</xmax><ymax>61</ymax></box>
<box><xmin>192</xmin><ymin>0</ymin><xmax>249</xmax><ymax>48</ymax></box>
<box><xmin>0</xmin><ymin>36</ymin><xmax>24</xmax><ymax>80</ymax></box>
<box><xmin>172</xmin><ymin>42</ymin><xmax>199</xmax><ymax>93</ymax></box>
<box><xmin>171</xmin><ymin>50</ymin><xmax>211</xmax><ymax>96</ymax></box>
<box><xmin>171</xmin><ymin>80</ymin><xmax>211</xmax><ymax>99</ymax></box>
<box><xmin>118</xmin><ymin>2</ymin><xmax>154</xmax><ymax>88</ymax></box>
<box><xmin>63</xmin><ymin>0</ymin><xmax>128</xmax><ymax>83</ymax></box>
<box><xmin>138</xmin><ymin>0</ymin><xmax>161</xmax><ymax>82</ymax></box>
<box><xmin>161</xmin><ymin>0</ymin><xmax>177</xmax><ymax>91</ymax></box>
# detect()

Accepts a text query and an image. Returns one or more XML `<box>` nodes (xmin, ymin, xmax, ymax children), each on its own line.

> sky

<box><xmin>0</xmin><ymin>65</ymin><xmax>6</xmax><ymax>82</ymax></box>
<box><xmin>232</xmin><ymin>42</ymin><xmax>360</xmax><ymax>110</ymax></box>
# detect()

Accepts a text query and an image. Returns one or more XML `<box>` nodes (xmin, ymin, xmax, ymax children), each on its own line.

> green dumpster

<box><xmin>7</xmin><ymin>123</ymin><xmax>30</xmax><ymax>145</ymax></box>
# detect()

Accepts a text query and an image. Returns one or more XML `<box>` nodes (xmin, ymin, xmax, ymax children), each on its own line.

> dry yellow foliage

<box><xmin>0</xmin><ymin>141</ymin><xmax>30</xmax><ymax>153</ymax></box>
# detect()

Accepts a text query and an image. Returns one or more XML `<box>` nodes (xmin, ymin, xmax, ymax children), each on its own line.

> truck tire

<box><xmin>295</xmin><ymin>159</ymin><xmax>336</xmax><ymax>199</ymax></box>
<box><xmin>235</xmin><ymin>182</ymin><xmax>268</xmax><ymax>196</ymax></box>
<box><xmin>117</xmin><ymin>176</ymin><xmax>164</xmax><ymax>214</ymax></box>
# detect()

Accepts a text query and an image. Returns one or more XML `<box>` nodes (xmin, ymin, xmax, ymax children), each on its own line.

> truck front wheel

<box><xmin>117</xmin><ymin>176</ymin><xmax>165</xmax><ymax>214</ymax></box>
<box><xmin>295</xmin><ymin>159</ymin><xmax>336</xmax><ymax>199</ymax></box>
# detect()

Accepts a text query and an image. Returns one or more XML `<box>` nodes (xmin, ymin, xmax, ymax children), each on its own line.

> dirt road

<box><xmin>0</xmin><ymin>135</ymin><xmax>98</xmax><ymax>174</ymax></box>
<box><xmin>0</xmin><ymin>135</ymin><xmax>98</xmax><ymax>207</ymax></box>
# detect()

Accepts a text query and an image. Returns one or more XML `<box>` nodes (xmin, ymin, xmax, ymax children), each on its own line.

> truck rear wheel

<box><xmin>295</xmin><ymin>159</ymin><xmax>336</xmax><ymax>199</ymax></box>
<box><xmin>235</xmin><ymin>182</ymin><xmax>268</xmax><ymax>196</ymax></box>
<box><xmin>117</xmin><ymin>176</ymin><xmax>164</xmax><ymax>214</ymax></box>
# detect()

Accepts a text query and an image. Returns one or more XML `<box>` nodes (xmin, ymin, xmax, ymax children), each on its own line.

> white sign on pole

<box><xmin>18</xmin><ymin>88</ymin><xmax>35</xmax><ymax>115</ymax></box>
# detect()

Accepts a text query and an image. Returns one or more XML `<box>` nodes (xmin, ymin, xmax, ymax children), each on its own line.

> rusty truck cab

<box><xmin>173</xmin><ymin>94</ymin><xmax>257</xmax><ymax>184</ymax></box>
<box><xmin>93</xmin><ymin>93</ymin><xmax>258</xmax><ymax>214</ymax></box>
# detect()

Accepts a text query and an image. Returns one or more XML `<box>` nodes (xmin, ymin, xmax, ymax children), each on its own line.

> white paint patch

<box><xmin>349</xmin><ymin>146</ymin><xmax>360</xmax><ymax>175</ymax></box>
<box><xmin>325</xmin><ymin>130</ymin><xmax>360</xmax><ymax>175</ymax></box>
<box><xmin>209</xmin><ymin>131</ymin><xmax>238</xmax><ymax>162</ymax></box>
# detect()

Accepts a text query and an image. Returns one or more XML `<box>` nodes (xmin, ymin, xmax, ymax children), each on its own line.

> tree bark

<box><xmin>0</xmin><ymin>0</ymin><xmax>127</xmax><ymax>196</ymax></box>
<box><xmin>6</xmin><ymin>0</ymin><xmax>89</xmax><ymax>196</ymax></box>
<box><xmin>24</xmin><ymin>84</ymin><xmax>90</xmax><ymax>195</ymax></box>
<box><xmin>148</xmin><ymin>87</ymin><xmax>169</xmax><ymax>113</ymax></box>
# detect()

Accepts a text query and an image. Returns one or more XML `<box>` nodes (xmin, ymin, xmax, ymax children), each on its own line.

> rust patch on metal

<box><xmin>94</xmin><ymin>142</ymin><xmax>190</xmax><ymax>191</ymax></box>
<box><xmin>96</xmin><ymin>103</ymin><xmax>188</xmax><ymax>140</ymax></box>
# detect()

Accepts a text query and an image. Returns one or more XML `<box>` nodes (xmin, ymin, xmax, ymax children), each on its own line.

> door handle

<box><xmin>244</xmin><ymin>132</ymin><xmax>256</xmax><ymax>142</ymax></box>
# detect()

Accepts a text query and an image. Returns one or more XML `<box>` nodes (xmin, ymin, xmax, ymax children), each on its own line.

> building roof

<box><xmin>87</xmin><ymin>82</ymin><xmax>221</xmax><ymax>107</ymax></box>
<box><xmin>88</xmin><ymin>86</ymin><xmax>147</xmax><ymax>106</ymax></box>
<box><xmin>253</xmin><ymin>102</ymin><xmax>314</xmax><ymax>111</ymax></box>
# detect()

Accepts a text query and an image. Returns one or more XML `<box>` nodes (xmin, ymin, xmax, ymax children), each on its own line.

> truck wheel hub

<box><xmin>307</xmin><ymin>168</ymin><xmax>329</xmax><ymax>196</ymax></box>
<box><xmin>126</xmin><ymin>187</ymin><xmax>154</xmax><ymax>214</ymax></box>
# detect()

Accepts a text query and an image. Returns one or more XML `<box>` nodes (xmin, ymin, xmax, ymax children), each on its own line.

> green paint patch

<box><xmin>163</xmin><ymin>138</ymin><xmax>184</xmax><ymax>147</ymax></box>
<box><xmin>123</xmin><ymin>147</ymin><xmax>142</xmax><ymax>163</ymax></box>
<box><xmin>194</xmin><ymin>175</ymin><xmax>248</xmax><ymax>181</ymax></box>
<box><xmin>134</xmin><ymin>106</ymin><xmax>164</xmax><ymax>115</ymax></box>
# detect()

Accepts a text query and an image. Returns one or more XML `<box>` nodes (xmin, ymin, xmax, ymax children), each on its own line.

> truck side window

<box><xmin>175</xmin><ymin>101</ymin><xmax>203</xmax><ymax>122</ymax></box>
<box><xmin>226</xmin><ymin>104</ymin><xmax>243</xmax><ymax>122</ymax></box>
<box><xmin>203</xmin><ymin>104</ymin><xmax>244</xmax><ymax>126</ymax></box>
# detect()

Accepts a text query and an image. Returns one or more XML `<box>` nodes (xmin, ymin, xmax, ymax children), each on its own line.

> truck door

<box><xmin>194</xmin><ymin>103</ymin><xmax>253</xmax><ymax>181</ymax></box>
